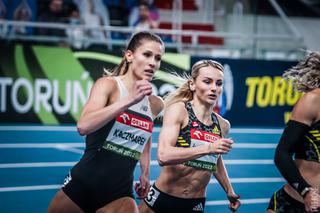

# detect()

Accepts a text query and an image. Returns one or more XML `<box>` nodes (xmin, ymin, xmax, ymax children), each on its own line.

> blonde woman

<box><xmin>139</xmin><ymin>60</ymin><xmax>240</xmax><ymax>213</ymax></box>
<box><xmin>267</xmin><ymin>51</ymin><xmax>320</xmax><ymax>213</ymax></box>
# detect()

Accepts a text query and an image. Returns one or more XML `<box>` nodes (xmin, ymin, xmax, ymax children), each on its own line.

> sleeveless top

<box><xmin>85</xmin><ymin>77</ymin><xmax>153</xmax><ymax>160</ymax></box>
<box><xmin>69</xmin><ymin>77</ymin><xmax>154</xmax><ymax>204</ymax></box>
<box><xmin>175</xmin><ymin>102</ymin><xmax>223</xmax><ymax>172</ymax></box>
<box><xmin>295</xmin><ymin>120</ymin><xmax>320</xmax><ymax>163</ymax></box>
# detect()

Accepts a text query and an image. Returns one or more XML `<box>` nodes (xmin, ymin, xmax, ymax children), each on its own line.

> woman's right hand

<box><xmin>304</xmin><ymin>188</ymin><xmax>320</xmax><ymax>213</ymax></box>
<box><xmin>227</xmin><ymin>193</ymin><xmax>241</xmax><ymax>212</ymax></box>
<box><xmin>208</xmin><ymin>138</ymin><xmax>233</xmax><ymax>154</ymax></box>
<box><xmin>128</xmin><ymin>80</ymin><xmax>153</xmax><ymax>105</ymax></box>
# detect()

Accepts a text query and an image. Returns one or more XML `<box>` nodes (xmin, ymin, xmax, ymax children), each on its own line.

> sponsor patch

<box><xmin>116</xmin><ymin>112</ymin><xmax>153</xmax><ymax>132</ymax></box>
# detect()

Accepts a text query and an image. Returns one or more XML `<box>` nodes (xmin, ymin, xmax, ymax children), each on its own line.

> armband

<box><xmin>274</xmin><ymin>120</ymin><xmax>311</xmax><ymax>195</ymax></box>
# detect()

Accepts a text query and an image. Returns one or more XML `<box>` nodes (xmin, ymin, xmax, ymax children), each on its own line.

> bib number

<box><xmin>144</xmin><ymin>185</ymin><xmax>160</xmax><ymax>206</ymax></box>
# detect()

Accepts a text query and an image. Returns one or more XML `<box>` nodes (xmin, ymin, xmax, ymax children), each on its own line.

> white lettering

<box><xmin>35</xmin><ymin>79</ymin><xmax>52</xmax><ymax>113</ymax></box>
<box><xmin>0</xmin><ymin>77</ymin><xmax>12</xmax><ymax>112</ymax></box>
<box><xmin>131</xmin><ymin>117</ymin><xmax>149</xmax><ymax>130</ymax></box>
<box><xmin>53</xmin><ymin>80</ymin><xmax>71</xmax><ymax>114</ymax></box>
<box><xmin>204</xmin><ymin>133</ymin><xmax>218</xmax><ymax>143</ymax></box>
<box><xmin>11</xmin><ymin>78</ymin><xmax>33</xmax><ymax>113</ymax></box>
<box><xmin>72</xmin><ymin>80</ymin><xmax>91</xmax><ymax>114</ymax></box>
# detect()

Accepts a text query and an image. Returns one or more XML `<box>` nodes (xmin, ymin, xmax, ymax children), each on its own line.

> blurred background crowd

<box><xmin>0</xmin><ymin>0</ymin><xmax>319</xmax><ymax>59</ymax></box>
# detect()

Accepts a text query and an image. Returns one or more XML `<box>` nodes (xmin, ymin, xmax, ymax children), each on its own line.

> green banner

<box><xmin>0</xmin><ymin>41</ymin><xmax>189</xmax><ymax>124</ymax></box>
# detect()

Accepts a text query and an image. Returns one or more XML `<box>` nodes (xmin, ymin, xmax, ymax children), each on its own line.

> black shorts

<box><xmin>62</xmin><ymin>149</ymin><xmax>137</xmax><ymax>213</ymax></box>
<box><xmin>267</xmin><ymin>186</ymin><xmax>305</xmax><ymax>213</ymax></box>
<box><xmin>143</xmin><ymin>184</ymin><xmax>206</xmax><ymax>213</ymax></box>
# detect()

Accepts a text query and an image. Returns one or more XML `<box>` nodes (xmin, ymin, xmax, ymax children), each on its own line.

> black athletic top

<box><xmin>71</xmin><ymin>77</ymin><xmax>153</xmax><ymax>198</ymax></box>
<box><xmin>175</xmin><ymin>101</ymin><xmax>222</xmax><ymax>172</ymax></box>
<box><xmin>295</xmin><ymin>120</ymin><xmax>320</xmax><ymax>163</ymax></box>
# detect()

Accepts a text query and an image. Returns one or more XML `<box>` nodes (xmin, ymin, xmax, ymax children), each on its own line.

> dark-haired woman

<box><xmin>47</xmin><ymin>31</ymin><xmax>165</xmax><ymax>213</ymax></box>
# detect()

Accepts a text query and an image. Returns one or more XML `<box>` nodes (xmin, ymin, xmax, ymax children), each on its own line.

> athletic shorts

<box><xmin>62</xmin><ymin>149</ymin><xmax>136</xmax><ymax>212</ymax></box>
<box><xmin>267</xmin><ymin>186</ymin><xmax>305</xmax><ymax>213</ymax></box>
<box><xmin>143</xmin><ymin>184</ymin><xmax>206</xmax><ymax>213</ymax></box>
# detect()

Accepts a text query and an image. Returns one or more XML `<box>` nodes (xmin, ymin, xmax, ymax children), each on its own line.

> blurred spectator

<box><xmin>128</xmin><ymin>0</ymin><xmax>158</xmax><ymax>27</ymax></box>
<box><xmin>76</xmin><ymin>0</ymin><xmax>110</xmax><ymax>27</ymax></box>
<box><xmin>82</xmin><ymin>0</ymin><xmax>107</xmax><ymax>41</ymax></box>
<box><xmin>1</xmin><ymin>0</ymin><xmax>36</xmax><ymax>36</ymax></box>
<box><xmin>12</xmin><ymin>0</ymin><xmax>33</xmax><ymax>35</ymax></box>
<box><xmin>66</xmin><ymin>2</ymin><xmax>84</xmax><ymax>48</ymax></box>
<box><xmin>0</xmin><ymin>0</ymin><xmax>6</xmax><ymax>36</ymax></box>
<box><xmin>92</xmin><ymin>0</ymin><xmax>110</xmax><ymax>27</ymax></box>
<box><xmin>131</xmin><ymin>1</ymin><xmax>158</xmax><ymax>31</ymax></box>
<box><xmin>0</xmin><ymin>0</ymin><xmax>6</xmax><ymax>19</ymax></box>
<box><xmin>37</xmin><ymin>0</ymin><xmax>66</xmax><ymax>37</ymax></box>
<box><xmin>104</xmin><ymin>0</ymin><xmax>132</xmax><ymax>26</ymax></box>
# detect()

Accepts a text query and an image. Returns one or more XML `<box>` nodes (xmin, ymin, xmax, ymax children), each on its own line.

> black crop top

<box><xmin>175</xmin><ymin>101</ymin><xmax>223</xmax><ymax>172</ymax></box>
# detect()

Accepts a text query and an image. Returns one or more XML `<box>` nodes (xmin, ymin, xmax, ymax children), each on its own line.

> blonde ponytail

<box><xmin>164</xmin><ymin>81</ymin><xmax>193</xmax><ymax>107</ymax></box>
<box><xmin>164</xmin><ymin>59</ymin><xmax>224</xmax><ymax>107</ymax></box>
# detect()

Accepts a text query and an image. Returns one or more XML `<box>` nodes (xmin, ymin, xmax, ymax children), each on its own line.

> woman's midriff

<box><xmin>284</xmin><ymin>159</ymin><xmax>320</xmax><ymax>203</ymax></box>
<box><xmin>155</xmin><ymin>164</ymin><xmax>212</xmax><ymax>198</ymax></box>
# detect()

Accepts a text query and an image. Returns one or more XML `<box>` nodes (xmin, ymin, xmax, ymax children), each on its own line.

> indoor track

<box><xmin>0</xmin><ymin>125</ymin><xmax>284</xmax><ymax>213</ymax></box>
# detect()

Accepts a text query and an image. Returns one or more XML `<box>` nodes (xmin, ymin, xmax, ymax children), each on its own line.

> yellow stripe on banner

<box><xmin>180</xmin><ymin>143</ymin><xmax>189</xmax><ymax>146</ymax></box>
<box><xmin>306</xmin><ymin>136</ymin><xmax>320</xmax><ymax>161</ymax></box>
<box><xmin>312</xmin><ymin>133</ymin><xmax>320</xmax><ymax>137</ymax></box>
<box><xmin>309</xmin><ymin>130</ymin><xmax>319</xmax><ymax>134</ymax></box>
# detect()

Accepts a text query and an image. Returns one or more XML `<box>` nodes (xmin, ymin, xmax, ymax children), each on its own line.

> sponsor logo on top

<box><xmin>192</xmin><ymin>121</ymin><xmax>199</xmax><ymax>127</ymax></box>
<box><xmin>212</xmin><ymin>126</ymin><xmax>220</xmax><ymax>135</ymax></box>
<box><xmin>131</xmin><ymin>117</ymin><xmax>150</xmax><ymax>131</ymax></box>
<box><xmin>120</xmin><ymin>113</ymin><xmax>130</xmax><ymax>124</ymax></box>
<box><xmin>191</xmin><ymin>129</ymin><xmax>220</xmax><ymax>143</ymax></box>
<box><xmin>193</xmin><ymin>130</ymin><xmax>203</xmax><ymax>139</ymax></box>
<box><xmin>117</xmin><ymin>112</ymin><xmax>152</xmax><ymax>132</ymax></box>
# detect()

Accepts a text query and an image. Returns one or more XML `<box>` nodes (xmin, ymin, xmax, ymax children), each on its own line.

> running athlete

<box><xmin>47</xmin><ymin>31</ymin><xmax>165</xmax><ymax>213</ymax></box>
<box><xmin>139</xmin><ymin>60</ymin><xmax>241</xmax><ymax>213</ymax></box>
<box><xmin>267</xmin><ymin>51</ymin><xmax>320</xmax><ymax>213</ymax></box>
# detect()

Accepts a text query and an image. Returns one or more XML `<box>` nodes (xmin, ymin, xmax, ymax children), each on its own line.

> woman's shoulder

<box><xmin>298</xmin><ymin>88</ymin><xmax>320</xmax><ymax>107</ymax></box>
<box><xmin>306</xmin><ymin>88</ymin><xmax>320</xmax><ymax>101</ymax></box>
<box><xmin>95</xmin><ymin>75</ymin><xmax>116</xmax><ymax>83</ymax></box>
<box><xmin>89</xmin><ymin>76</ymin><xmax>118</xmax><ymax>99</ymax></box>
<box><xmin>94</xmin><ymin>76</ymin><xmax>117</xmax><ymax>89</ymax></box>
<box><xmin>162</xmin><ymin>101</ymin><xmax>187</xmax><ymax>117</ymax></box>
<box><xmin>291</xmin><ymin>89</ymin><xmax>320</xmax><ymax>124</ymax></box>
<box><xmin>214</xmin><ymin>112</ymin><xmax>231</xmax><ymax>135</ymax></box>
<box><xmin>168</xmin><ymin>101</ymin><xmax>187</xmax><ymax>110</ymax></box>
<box><xmin>163</xmin><ymin>101</ymin><xmax>188</xmax><ymax>124</ymax></box>
<box><xmin>149</xmin><ymin>95</ymin><xmax>164</xmax><ymax>117</ymax></box>
<box><xmin>149</xmin><ymin>95</ymin><xmax>164</xmax><ymax>106</ymax></box>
